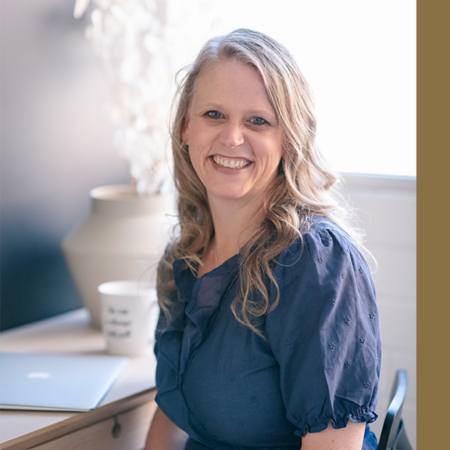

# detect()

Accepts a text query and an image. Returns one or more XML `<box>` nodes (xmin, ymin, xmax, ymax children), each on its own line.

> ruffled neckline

<box><xmin>157</xmin><ymin>254</ymin><xmax>240</xmax><ymax>384</ymax></box>
<box><xmin>173</xmin><ymin>254</ymin><xmax>240</xmax><ymax>336</ymax></box>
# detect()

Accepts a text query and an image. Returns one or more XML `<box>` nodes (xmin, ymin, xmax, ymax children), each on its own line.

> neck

<box><xmin>208</xmin><ymin>193</ymin><xmax>267</xmax><ymax>266</ymax></box>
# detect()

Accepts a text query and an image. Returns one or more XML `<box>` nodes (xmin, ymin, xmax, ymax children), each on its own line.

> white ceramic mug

<box><xmin>98</xmin><ymin>281</ymin><xmax>159</xmax><ymax>356</ymax></box>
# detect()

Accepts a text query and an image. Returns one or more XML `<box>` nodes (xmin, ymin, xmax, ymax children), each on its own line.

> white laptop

<box><xmin>0</xmin><ymin>352</ymin><xmax>128</xmax><ymax>412</ymax></box>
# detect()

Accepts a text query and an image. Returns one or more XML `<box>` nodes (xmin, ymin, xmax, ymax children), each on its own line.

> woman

<box><xmin>145</xmin><ymin>28</ymin><xmax>381</xmax><ymax>450</ymax></box>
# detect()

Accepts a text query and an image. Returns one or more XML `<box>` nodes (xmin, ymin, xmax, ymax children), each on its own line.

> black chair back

<box><xmin>378</xmin><ymin>369</ymin><xmax>412</xmax><ymax>450</ymax></box>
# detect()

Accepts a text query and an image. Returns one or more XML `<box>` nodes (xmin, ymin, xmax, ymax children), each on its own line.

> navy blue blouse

<box><xmin>154</xmin><ymin>217</ymin><xmax>381</xmax><ymax>450</ymax></box>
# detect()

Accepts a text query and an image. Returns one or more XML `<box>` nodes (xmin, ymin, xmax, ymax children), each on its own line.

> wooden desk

<box><xmin>0</xmin><ymin>309</ymin><xmax>157</xmax><ymax>450</ymax></box>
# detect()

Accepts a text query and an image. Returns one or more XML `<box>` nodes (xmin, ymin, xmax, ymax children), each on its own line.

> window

<box><xmin>201</xmin><ymin>0</ymin><xmax>416</xmax><ymax>177</ymax></box>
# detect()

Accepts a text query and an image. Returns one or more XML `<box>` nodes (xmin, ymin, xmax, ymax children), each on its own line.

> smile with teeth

<box><xmin>212</xmin><ymin>156</ymin><xmax>251</xmax><ymax>169</ymax></box>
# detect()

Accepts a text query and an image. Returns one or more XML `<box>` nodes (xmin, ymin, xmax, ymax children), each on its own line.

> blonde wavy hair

<box><xmin>158</xmin><ymin>28</ymin><xmax>360</xmax><ymax>335</ymax></box>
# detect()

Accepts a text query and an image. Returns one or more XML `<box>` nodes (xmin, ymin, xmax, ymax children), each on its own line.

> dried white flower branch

<box><xmin>74</xmin><ymin>0</ymin><xmax>220</xmax><ymax>194</ymax></box>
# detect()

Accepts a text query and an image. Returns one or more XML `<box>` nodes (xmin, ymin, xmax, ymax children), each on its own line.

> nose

<box><xmin>220</xmin><ymin>121</ymin><xmax>245</xmax><ymax>149</ymax></box>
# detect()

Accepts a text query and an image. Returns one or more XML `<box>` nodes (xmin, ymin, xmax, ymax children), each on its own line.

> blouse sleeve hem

<box><xmin>292</xmin><ymin>406</ymin><xmax>378</xmax><ymax>438</ymax></box>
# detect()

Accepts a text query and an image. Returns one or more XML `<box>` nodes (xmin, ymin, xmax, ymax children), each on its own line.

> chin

<box><xmin>215</xmin><ymin>192</ymin><xmax>247</xmax><ymax>200</ymax></box>
<box><xmin>215</xmin><ymin>189</ymin><xmax>257</xmax><ymax>202</ymax></box>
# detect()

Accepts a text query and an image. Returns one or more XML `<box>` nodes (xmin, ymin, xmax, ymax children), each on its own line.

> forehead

<box><xmin>191</xmin><ymin>59</ymin><xmax>274</xmax><ymax>112</ymax></box>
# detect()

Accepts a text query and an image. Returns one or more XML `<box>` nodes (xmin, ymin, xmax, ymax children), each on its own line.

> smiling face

<box><xmin>182</xmin><ymin>59</ymin><xmax>285</xmax><ymax>206</ymax></box>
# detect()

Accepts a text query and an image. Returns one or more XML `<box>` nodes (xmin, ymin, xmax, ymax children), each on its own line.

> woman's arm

<box><xmin>300</xmin><ymin>421</ymin><xmax>366</xmax><ymax>450</ymax></box>
<box><xmin>145</xmin><ymin>406</ymin><xmax>189</xmax><ymax>450</ymax></box>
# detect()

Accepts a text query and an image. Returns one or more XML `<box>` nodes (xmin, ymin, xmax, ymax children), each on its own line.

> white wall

<box><xmin>343</xmin><ymin>174</ymin><xmax>416</xmax><ymax>448</ymax></box>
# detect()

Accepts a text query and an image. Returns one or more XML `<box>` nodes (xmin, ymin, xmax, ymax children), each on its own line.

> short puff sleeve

<box><xmin>266</xmin><ymin>225</ymin><xmax>381</xmax><ymax>438</ymax></box>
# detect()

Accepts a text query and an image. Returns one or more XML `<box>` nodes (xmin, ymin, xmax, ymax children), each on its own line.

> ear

<box><xmin>181</xmin><ymin>117</ymin><xmax>190</xmax><ymax>145</ymax></box>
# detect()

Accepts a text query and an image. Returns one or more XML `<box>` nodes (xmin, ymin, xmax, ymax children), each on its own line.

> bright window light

<box><xmin>204</xmin><ymin>0</ymin><xmax>416</xmax><ymax>177</ymax></box>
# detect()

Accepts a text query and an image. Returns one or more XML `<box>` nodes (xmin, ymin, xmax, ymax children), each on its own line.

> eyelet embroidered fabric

<box><xmin>154</xmin><ymin>216</ymin><xmax>381</xmax><ymax>450</ymax></box>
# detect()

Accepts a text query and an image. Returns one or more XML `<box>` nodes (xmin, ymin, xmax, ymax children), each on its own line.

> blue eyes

<box><xmin>251</xmin><ymin>117</ymin><xmax>267</xmax><ymax>125</ymax></box>
<box><xmin>204</xmin><ymin>111</ymin><xmax>269</xmax><ymax>126</ymax></box>
<box><xmin>206</xmin><ymin>110</ymin><xmax>222</xmax><ymax>119</ymax></box>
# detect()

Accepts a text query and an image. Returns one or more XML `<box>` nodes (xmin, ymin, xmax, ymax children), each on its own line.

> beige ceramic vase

<box><xmin>62</xmin><ymin>185</ymin><xmax>175</xmax><ymax>328</ymax></box>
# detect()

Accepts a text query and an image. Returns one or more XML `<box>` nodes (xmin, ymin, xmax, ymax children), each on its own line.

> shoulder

<box><xmin>273</xmin><ymin>215</ymin><xmax>367</xmax><ymax>290</ymax></box>
<box><xmin>268</xmin><ymin>215</ymin><xmax>378</xmax><ymax>334</ymax></box>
